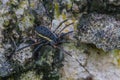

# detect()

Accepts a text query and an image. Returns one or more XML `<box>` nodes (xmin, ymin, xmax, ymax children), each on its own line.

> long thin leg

<box><xmin>16</xmin><ymin>40</ymin><xmax>46</xmax><ymax>52</ymax></box>
<box><xmin>10</xmin><ymin>36</ymin><xmax>17</xmax><ymax>49</ymax></box>
<box><xmin>32</xmin><ymin>43</ymin><xmax>44</xmax><ymax>56</ymax></box>
<box><xmin>55</xmin><ymin>46</ymin><xmax>92</xmax><ymax>75</ymax></box>
<box><xmin>32</xmin><ymin>42</ymin><xmax>48</xmax><ymax>54</ymax></box>
<box><xmin>53</xmin><ymin>19</ymin><xmax>68</xmax><ymax>33</ymax></box>
<box><xmin>58</xmin><ymin>22</ymin><xmax>74</xmax><ymax>35</ymax></box>
<box><xmin>32</xmin><ymin>41</ymin><xmax>49</xmax><ymax>60</ymax></box>
<box><xmin>59</xmin><ymin>31</ymin><xmax>74</xmax><ymax>38</ymax></box>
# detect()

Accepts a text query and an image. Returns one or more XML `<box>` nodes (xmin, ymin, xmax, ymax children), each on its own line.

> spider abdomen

<box><xmin>35</xmin><ymin>26</ymin><xmax>58</xmax><ymax>42</ymax></box>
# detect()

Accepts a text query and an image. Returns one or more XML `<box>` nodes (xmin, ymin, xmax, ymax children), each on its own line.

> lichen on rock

<box><xmin>1</xmin><ymin>0</ymin><xmax>120</xmax><ymax>80</ymax></box>
<box><xmin>0</xmin><ymin>46</ymin><xmax>13</xmax><ymax>77</ymax></box>
<box><xmin>77</xmin><ymin>13</ymin><xmax>120</xmax><ymax>51</ymax></box>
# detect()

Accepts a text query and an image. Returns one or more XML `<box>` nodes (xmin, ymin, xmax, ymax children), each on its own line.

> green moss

<box><xmin>61</xmin><ymin>11</ymin><xmax>67</xmax><ymax>19</ymax></box>
<box><xmin>67</xmin><ymin>3</ymin><xmax>72</xmax><ymax>10</ymax></box>
<box><xmin>19</xmin><ymin>1</ymin><xmax>27</xmax><ymax>8</ymax></box>
<box><xmin>54</xmin><ymin>2</ymin><xmax>60</xmax><ymax>19</ymax></box>
<box><xmin>8</xmin><ymin>0</ymin><xmax>19</xmax><ymax>6</ymax></box>
<box><xmin>4</xmin><ymin>20</ymin><xmax>10</xmax><ymax>27</ymax></box>
<box><xmin>111</xmin><ymin>49</ymin><xmax>120</xmax><ymax>66</ymax></box>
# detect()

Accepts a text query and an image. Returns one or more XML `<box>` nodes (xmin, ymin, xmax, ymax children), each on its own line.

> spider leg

<box><xmin>32</xmin><ymin>43</ymin><xmax>44</xmax><ymax>59</ymax></box>
<box><xmin>16</xmin><ymin>40</ymin><xmax>46</xmax><ymax>52</ymax></box>
<box><xmin>32</xmin><ymin>41</ymin><xmax>49</xmax><ymax>60</ymax></box>
<box><xmin>55</xmin><ymin>46</ymin><xmax>92</xmax><ymax>75</ymax></box>
<box><xmin>59</xmin><ymin>31</ymin><xmax>74</xmax><ymax>38</ymax></box>
<box><xmin>10</xmin><ymin>36</ymin><xmax>17</xmax><ymax>49</ymax></box>
<box><xmin>32</xmin><ymin>41</ymin><xmax>48</xmax><ymax>54</ymax></box>
<box><xmin>56</xmin><ymin>31</ymin><xmax>74</xmax><ymax>44</ymax></box>
<box><xmin>58</xmin><ymin>22</ymin><xmax>74</xmax><ymax>35</ymax></box>
<box><xmin>16</xmin><ymin>44</ymin><xmax>31</xmax><ymax>51</ymax></box>
<box><xmin>53</xmin><ymin>19</ymin><xmax>68</xmax><ymax>33</ymax></box>
<box><xmin>53</xmin><ymin>48</ymin><xmax>64</xmax><ymax>66</ymax></box>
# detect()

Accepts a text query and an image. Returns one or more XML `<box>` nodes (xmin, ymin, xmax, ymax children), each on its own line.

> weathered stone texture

<box><xmin>88</xmin><ymin>0</ymin><xmax>120</xmax><ymax>13</ymax></box>
<box><xmin>77</xmin><ymin>13</ymin><xmax>120</xmax><ymax>51</ymax></box>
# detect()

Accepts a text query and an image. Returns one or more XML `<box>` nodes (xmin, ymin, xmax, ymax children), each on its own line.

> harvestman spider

<box><xmin>16</xmin><ymin>19</ymin><xmax>91</xmax><ymax>75</ymax></box>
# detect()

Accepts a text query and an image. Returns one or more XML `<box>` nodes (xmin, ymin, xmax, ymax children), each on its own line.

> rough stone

<box><xmin>0</xmin><ymin>0</ymin><xmax>120</xmax><ymax>80</ymax></box>
<box><xmin>60</xmin><ymin>43</ymin><xmax>120</xmax><ymax>80</ymax></box>
<box><xmin>88</xmin><ymin>0</ymin><xmax>120</xmax><ymax>13</ymax></box>
<box><xmin>0</xmin><ymin>47</ymin><xmax>13</xmax><ymax>77</ymax></box>
<box><xmin>12</xmin><ymin>43</ymin><xmax>33</xmax><ymax>65</ymax></box>
<box><xmin>77</xmin><ymin>13</ymin><xmax>120</xmax><ymax>51</ymax></box>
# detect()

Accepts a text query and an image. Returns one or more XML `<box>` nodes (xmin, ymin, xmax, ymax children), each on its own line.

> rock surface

<box><xmin>60</xmin><ymin>43</ymin><xmax>120</xmax><ymax>80</ymax></box>
<box><xmin>88</xmin><ymin>0</ymin><xmax>120</xmax><ymax>13</ymax></box>
<box><xmin>77</xmin><ymin>13</ymin><xmax>120</xmax><ymax>51</ymax></box>
<box><xmin>0</xmin><ymin>47</ymin><xmax>13</xmax><ymax>77</ymax></box>
<box><xmin>0</xmin><ymin>0</ymin><xmax>120</xmax><ymax>80</ymax></box>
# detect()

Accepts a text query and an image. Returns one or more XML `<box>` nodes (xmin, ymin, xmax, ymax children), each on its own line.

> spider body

<box><xmin>16</xmin><ymin>19</ymin><xmax>73</xmax><ymax>52</ymax></box>
<box><xmin>15</xmin><ymin>20</ymin><xmax>91</xmax><ymax>76</ymax></box>
<box><xmin>34</xmin><ymin>25</ymin><xmax>73</xmax><ymax>54</ymax></box>
<box><xmin>35</xmin><ymin>26</ymin><xmax>58</xmax><ymax>46</ymax></box>
<box><xmin>34</xmin><ymin>25</ymin><xmax>91</xmax><ymax>76</ymax></box>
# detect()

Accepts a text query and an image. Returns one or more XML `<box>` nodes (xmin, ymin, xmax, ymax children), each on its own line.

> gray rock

<box><xmin>77</xmin><ymin>13</ymin><xmax>120</xmax><ymax>51</ymax></box>
<box><xmin>0</xmin><ymin>61</ymin><xmax>13</xmax><ymax>77</ymax></box>
<box><xmin>61</xmin><ymin>43</ymin><xmax>120</xmax><ymax>80</ymax></box>
<box><xmin>0</xmin><ymin>48</ymin><xmax>13</xmax><ymax>77</ymax></box>
<box><xmin>88</xmin><ymin>0</ymin><xmax>120</xmax><ymax>13</ymax></box>
<box><xmin>12</xmin><ymin>43</ymin><xmax>33</xmax><ymax>66</ymax></box>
